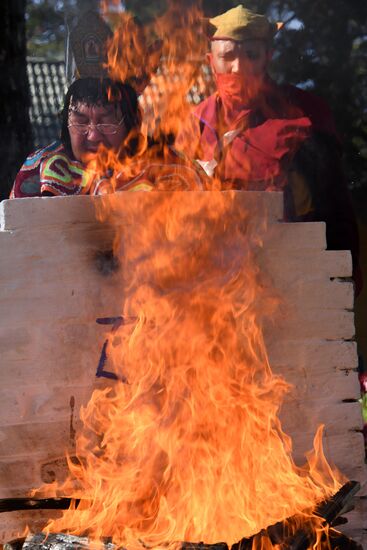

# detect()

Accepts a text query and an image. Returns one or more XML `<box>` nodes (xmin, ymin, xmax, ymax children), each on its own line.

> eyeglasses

<box><xmin>68</xmin><ymin>117</ymin><xmax>125</xmax><ymax>135</ymax></box>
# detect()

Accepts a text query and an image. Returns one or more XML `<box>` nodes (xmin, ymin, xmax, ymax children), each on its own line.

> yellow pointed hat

<box><xmin>209</xmin><ymin>4</ymin><xmax>277</xmax><ymax>42</ymax></box>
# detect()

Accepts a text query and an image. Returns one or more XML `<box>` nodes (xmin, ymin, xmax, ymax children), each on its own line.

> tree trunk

<box><xmin>0</xmin><ymin>0</ymin><xmax>33</xmax><ymax>200</ymax></box>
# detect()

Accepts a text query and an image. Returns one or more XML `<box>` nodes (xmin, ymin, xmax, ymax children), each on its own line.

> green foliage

<box><xmin>26</xmin><ymin>0</ymin><xmax>66</xmax><ymax>59</ymax></box>
<box><xmin>124</xmin><ymin>0</ymin><xmax>168</xmax><ymax>23</ymax></box>
<box><xmin>263</xmin><ymin>0</ymin><xmax>367</xmax><ymax>209</ymax></box>
<box><xmin>1</xmin><ymin>0</ymin><xmax>33</xmax><ymax>199</ymax></box>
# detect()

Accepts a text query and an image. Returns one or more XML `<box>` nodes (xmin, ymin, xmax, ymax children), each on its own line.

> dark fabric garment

<box><xmin>288</xmin><ymin>131</ymin><xmax>362</xmax><ymax>295</ymax></box>
<box><xmin>190</xmin><ymin>79</ymin><xmax>337</xmax><ymax>189</ymax></box>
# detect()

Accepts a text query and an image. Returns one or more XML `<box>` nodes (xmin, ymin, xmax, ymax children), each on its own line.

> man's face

<box><xmin>209</xmin><ymin>39</ymin><xmax>270</xmax><ymax>80</ymax></box>
<box><xmin>68</xmin><ymin>102</ymin><xmax>128</xmax><ymax>162</ymax></box>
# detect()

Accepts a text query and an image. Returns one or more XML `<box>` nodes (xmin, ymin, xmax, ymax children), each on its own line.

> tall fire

<box><xmin>41</xmin><ymin>190</ymin><xmax>346</xmax><ymax>549</ymax></box>
<box><xmin>11</xmin><ymin>2</ymin><xmax>361</xmax><ymax>549</ymax></box>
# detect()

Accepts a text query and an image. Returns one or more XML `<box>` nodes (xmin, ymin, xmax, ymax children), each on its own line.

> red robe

<box><xmin>176</xmin><ymin>79</ymin><xmax>362</xmax><ymax>294</ymax></box>
<box><xmin>178</xmin><ymin>79</ymin><xmax>337</xmax><ymax>191</ymax></box>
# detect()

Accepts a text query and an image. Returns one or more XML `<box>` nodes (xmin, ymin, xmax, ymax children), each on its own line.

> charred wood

<box><xmin>0</xmin><ymin>498</ymin><xmax>81</xmax><ymax>514</ymax></box>
<box><xmin>231</xmin><ymin>481</ymin><xmax>362</xmax><ymax>550</ymax></box>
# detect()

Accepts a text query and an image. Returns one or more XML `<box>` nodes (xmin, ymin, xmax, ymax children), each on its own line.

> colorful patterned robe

<box><xmin>10</xmin><ymin>141</ymin><xmax>207</xmax><ymax>198</ymax></box>
<box><xmin>10</xmin><ymin>141</ymin><xmax>94</xmax><ymax>198</ymax></box>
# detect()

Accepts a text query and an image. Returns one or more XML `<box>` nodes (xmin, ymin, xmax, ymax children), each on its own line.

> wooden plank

<box><xmin>0</xmin><ymin>324</ymin><xmax>110</xmax><ymax>387</ymax></box>
<box><xmin>265</xmin><ymin>309</ymin><xmax>355</xmax><ymax>340</ymax></box>
<box><xmin>290</xmin><ymin>430</ymin><xmax>366</xmax><ymax>482</ymax></box>
<box><xmin>263</xmin><ymin>222</ymin><xmax>327</xmax><ymax>251</ymax></box>
<box><xmin>0</xmin><ymin>454</ymin><xmax>72</xmax><ymax>496</ymax></box>
<box><xmin>340</xmin><ymin>496</ymin><xmax>367</xmax><ymax>543</ymax></box>
<box><xmin>0</xmin><ymin>421</ymin><xmax>72</xmax><ymax>458</ymax></box>
<box><xmin>285</xmin><ymin>279</ymin><xmax>354</xmax><ymax>310</ymax></box>
<box><xmin>0</xmin><ymin>247</ymin><xmax>120</xmax><ymax>283</ymax></box>
<box><xmin>0</xmin><ymin>291</ymin><xmax>125</xmax><ymax>328</ymax></box>
<box><xmin>259</xmin><ymin>249</ymin><xmax>353</xmax><ymax>283</ymax></box>
<box><xmin>268</xmin><ymin>339</ymin><xmax>358</xmax><ymax>370</ymax></box>
<box><xmin>279</xmin><ymin>400</ymin><xmax>363</xmax><ymax>438</ymax></box>
<box><xmin>0</xmin><ymin>510</ymin><xmax>62</xmax><ymax>544</ymax></box>
<box><xmin>0</xmin><ymin>195</ymin><xmax>99</xmax><ymax>230</ymax></box>
<box><xmin>0</xmin><ymin>191</ymin><xmax>283</xmax><ymax>231</ymax></box>
<box><xmin>277</xmin><ymin>368</ymin><xmax>360</xmax><ymax>401</ymax></box>
<box><xmin>0</xmin><ymin>458</ymin><xmax>43</xmax><ymax>490</ymax></box>
<box><xmin>0</xmin><ymin>383</ymin><xmax>98</xmax><ymax>426</ymax></box>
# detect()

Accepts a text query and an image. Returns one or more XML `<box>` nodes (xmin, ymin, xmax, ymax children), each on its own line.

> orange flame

<box><xmin>35</xmin><ymin>4</ymin><xmax>346</xmax><ymax>549</ymax></box>
<box><xmin>104</xmin><ymin>0</ymin><xmax>209</xmax><ymax>149</ymax></box>
<box><xmin>40</xmin><ymin>191</ymin><xmax>344</xmax><ymax>548</ymax></box>
<box><xmin>76</xmin><ymin>2</ymin><xmax>212</xmax><ymax>196</ymax></box>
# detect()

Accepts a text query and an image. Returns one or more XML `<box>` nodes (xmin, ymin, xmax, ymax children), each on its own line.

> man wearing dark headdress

<box><xmin>176</xmin><ymin>4</ymin><xmax>362</xmax><ymax>294</ymax></box>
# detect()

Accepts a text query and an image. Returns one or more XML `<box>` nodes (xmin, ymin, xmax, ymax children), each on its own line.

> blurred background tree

<box><xmin>265</xmin><ymin>0</ymin><xmax>367</xmax><ymax>219</ymax></box>
<box><xmin>0</xmin><ymin>0</ymin><xmax>33</xmax><ymax>201</ymax></box>
<box><xmin>26</xmin><ymin>0</ymin><xmax>65</xmax><ymax>59</ymax></box>
<box><xmin>26</xmin><ymin>0</ymin><xmax>100</xmax><ymax>60</ymax></box>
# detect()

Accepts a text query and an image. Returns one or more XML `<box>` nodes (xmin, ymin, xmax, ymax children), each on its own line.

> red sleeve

<box><xmin>10</xmin><ymin>165</ymin><xmax>42</xmax><ymax>198</ymax></box>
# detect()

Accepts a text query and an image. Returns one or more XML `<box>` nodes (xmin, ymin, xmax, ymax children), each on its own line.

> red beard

<box><xmin>215</xmin><ymin>72</ymin><xmax>264</xmax><ymax>126</ymax></box>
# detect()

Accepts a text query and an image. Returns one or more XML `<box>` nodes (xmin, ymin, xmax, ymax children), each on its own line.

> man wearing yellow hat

<box><xmin>177</xmin><ymin>4</ymin><xmax>362</xmax><ymax>294</ymax></box>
